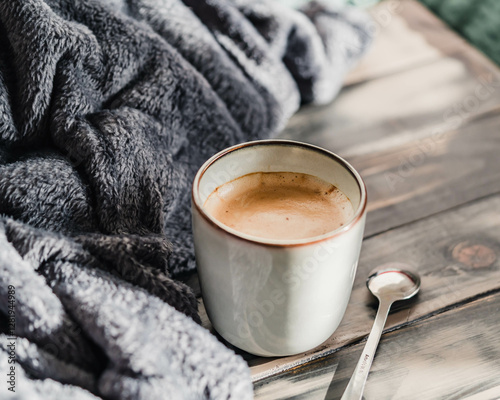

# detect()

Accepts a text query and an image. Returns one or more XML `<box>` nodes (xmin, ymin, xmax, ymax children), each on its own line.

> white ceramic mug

<box><xmin>192</xmin><ymin>140</ymin><xmax>367</xmax><ymax>356</ymax></box>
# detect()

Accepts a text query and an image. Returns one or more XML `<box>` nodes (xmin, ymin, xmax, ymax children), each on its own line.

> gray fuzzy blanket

<box><xmin>0</xmin><ymin>0</ymin><xmax>371</xmax><ymax>398</ymax></box>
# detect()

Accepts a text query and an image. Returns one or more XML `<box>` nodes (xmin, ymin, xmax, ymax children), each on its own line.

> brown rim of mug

<box><xmin>191</xmin><ymin>139</ymin><xmax>367</xmax><ymax>248</ymax></box>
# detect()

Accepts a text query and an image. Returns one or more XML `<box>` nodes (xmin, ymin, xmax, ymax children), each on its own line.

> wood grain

<box><xmin>343</xmin><ymin>1</ymin><xmax>442</xmax><ymax>87</ymax></box>
<box><xmin>191</xmin><ymin>193</ymin><xmax>500</xmax><ymax>380</ymax></box>
<box><xmin>248</xmin><ymin>192</ymin><xmax>500</xmax><ymax>378</ymax></box>
<box><xmin>344</xmin><ymin>0</ymin><xmax>484</xmax><ymax>87</ymax></box>
<box><xmin>279</xmin><ymin>1</ymin><xmax>500</xmax><ymax>239</ymax></box>
<box><xmin>282</xmin><ymin>51</ymin><xmax>500</xmax><ymax>163</ymax></box>
<box><xmin>353</xmin><ymin>107</ymin><xmax>500</xmax><ymax>237</ymax></box>
<box><xmin>281</xmin><ymin>2</ymin><xmax>500</xmax><ymax>160</ymax></box>
<box><xmin>254</xmin><ymin>291</ymin><xmax>500</xmax><ymax>400</ymax></box>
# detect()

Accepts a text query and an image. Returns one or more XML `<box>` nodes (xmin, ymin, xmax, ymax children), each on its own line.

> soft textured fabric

<box><xmin>0</xmin><ymin>0</ymin><xmax>371</xmax><ymax>398</ymax></box>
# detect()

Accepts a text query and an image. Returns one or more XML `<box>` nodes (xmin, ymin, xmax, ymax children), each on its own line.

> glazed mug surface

<box><xmin>192</xmin><ymin>140</ymin><xmax>367</xmax><ymax>357</ymax></box>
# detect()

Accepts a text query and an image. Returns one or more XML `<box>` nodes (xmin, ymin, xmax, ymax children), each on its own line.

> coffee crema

<box><xmin>203</xmin><ymin>172</ymin><xmax>354</xmax><ymax>240</ymax></box>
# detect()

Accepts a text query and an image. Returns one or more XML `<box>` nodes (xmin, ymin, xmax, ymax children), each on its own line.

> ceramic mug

<box><xmin>191</xmin><ymin>140</ymin><xmax>367</xmax><ymax>356</ymax></box>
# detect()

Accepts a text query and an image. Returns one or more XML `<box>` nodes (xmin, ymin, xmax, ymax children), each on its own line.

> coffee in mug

<box><xmin>203</xmin><ymin>171</ymin><xmax>354</xmax><ymax>240</ymax></box>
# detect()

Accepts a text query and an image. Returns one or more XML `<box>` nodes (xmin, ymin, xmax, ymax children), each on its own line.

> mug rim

<box><xmin>191</xmin><ymin>139</ymin><xmax>367</xmax><ymax>248</ymax></box>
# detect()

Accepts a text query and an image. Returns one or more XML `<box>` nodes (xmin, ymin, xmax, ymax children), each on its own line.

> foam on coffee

<box><xmin>203</xmin><ymin>172</ymin><xmax>354</xmax><ymax>240</ymax></box>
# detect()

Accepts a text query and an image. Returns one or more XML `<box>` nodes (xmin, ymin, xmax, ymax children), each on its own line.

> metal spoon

<box><xmin>340</xmin><ymin>269</ymin><xmax>421</xmax><ymax>400</ymax></box>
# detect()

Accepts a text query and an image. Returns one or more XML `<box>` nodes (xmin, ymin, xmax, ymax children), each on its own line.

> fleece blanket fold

<box><xmin>0</xmin><ymin>0</ymin><xmax>371</xmax><ymax>398</ymax></box>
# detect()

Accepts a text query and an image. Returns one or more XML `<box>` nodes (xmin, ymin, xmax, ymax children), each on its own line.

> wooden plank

<box><xmin>282</xmin><ymin>1</ymin><xmax>500</xmax><ymax>161</ymax></box>
<box><xmin>402</xmin><ymin>0</ymin><xmax>500</xmax><ymax>76</ymax></box>
<box><xmin>246</xmin><ymin>192</ymin><xmax>500</xmax><ymax>379</ymax></box>
<box><xmin>353</xmin><ymin>107</ymin><xmax>500</xmax><ymax>237</ymax></box>
<box><xmin>281</xmin><ymin>3</ymin><xmax>500</xmax><ymax>238</ymax></box>
<box><xmin>254</xmin><ymin>291</ymin><xmax>500</xmax><ymax>399</ymax></box>
<box><xmin>344</xmin><ymin>1</ymin><xmax>444</xmax><ymax>86</ymax></box>
<box><xmin>281</xmin><ymin>53</ymin><xmax>500</xmax><ymax>161</ymax></box>
<box><xmin>346</xmin><ymin>0</ymin><xmax>497</xmax><ymax>86</ymax></box>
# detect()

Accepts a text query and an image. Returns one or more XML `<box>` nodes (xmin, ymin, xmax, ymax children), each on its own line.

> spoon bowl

<box><xmin>367</xmin><ymin>269</ymin><xmax>421</xmax><ymax>302</ymax></box>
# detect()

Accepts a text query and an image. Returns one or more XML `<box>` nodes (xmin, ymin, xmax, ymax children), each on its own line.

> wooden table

<box><xmin>188</xmin><ymin>1</ymin><xmax>500</xmax><ymax>398</ymax></box>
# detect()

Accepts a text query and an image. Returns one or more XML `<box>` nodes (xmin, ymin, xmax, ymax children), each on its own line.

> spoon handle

<box><xmin>340</xmin><ymin>299</ymin><xmax>392</xmax><ymax>400</ymax></box>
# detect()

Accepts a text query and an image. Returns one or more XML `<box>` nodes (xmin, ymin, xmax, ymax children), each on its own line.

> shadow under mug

<box><xmin>192</xmin><ymin>140</ymin><xmax>367</xmax><ymax>357</ymax></box>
